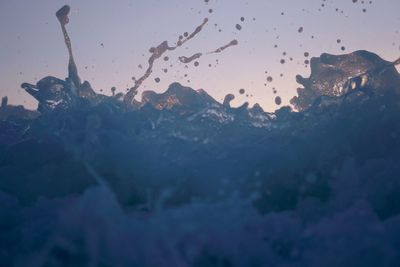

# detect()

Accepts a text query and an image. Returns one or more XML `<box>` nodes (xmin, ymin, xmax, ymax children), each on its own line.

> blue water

<box><xmin>1</xmin><ymin>50</ymin><xmax>400</xmax><ymax>266</ymax></box>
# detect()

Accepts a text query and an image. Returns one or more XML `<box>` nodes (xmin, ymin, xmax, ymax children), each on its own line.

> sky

<box><xmin>0</xmin><ymin>0</ymin><xmax>399</xmax><ymax>111</ymax></box>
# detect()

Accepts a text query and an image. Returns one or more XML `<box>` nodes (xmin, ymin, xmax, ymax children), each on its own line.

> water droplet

<box><xmin>275</xmin><ymin>96</ymin><xmax>282</xmax><ymax>105</ymax></box>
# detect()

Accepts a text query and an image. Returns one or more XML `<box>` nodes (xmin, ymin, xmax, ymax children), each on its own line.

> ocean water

<box><xmin>1</xmin><ymin>50</ymin><xmax>400</xmax><ymax>266</ymax></box>
<box><xmin>1</xmin><ymin>4</ymin><xmax>400</xmax><ymax>267</ymax></box>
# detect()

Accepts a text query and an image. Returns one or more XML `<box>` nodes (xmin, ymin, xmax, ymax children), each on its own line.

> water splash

<box><xmin>291</xmin><ymin>51</ymin><xmax>400</xmax><ymax>111</ymax></box>
<box><xmin>51</xmin><ymin>6</ymin><xmax>239</xmax><ymax>108</ymax></box>
<box><xmin>178</xmin><ymin>40</ymin><xmax>239</xmax><ymax>64</ymax></box>
<box><xmin>123</xmin><ymin>18</ymin><xmax>209</xmax><ymax>105</ymax></box>
<box><xmin>2</xmin><ymin>2</ymin><xmax>400</xmax><ymax>266</ymax></box>
<box><xmin>56</xmin><ymin>5</ymin><xmax>81</xmax><ymax>88</ymax></box>
<box><xmin>178</xmin><ymin>53</ymin><xmax>203</xmax><ymax>64</ymax></box>
<box><xmin>208</xmin><ymin>39</ymin><xmax>239</xmax><ymax>54</ymax></box>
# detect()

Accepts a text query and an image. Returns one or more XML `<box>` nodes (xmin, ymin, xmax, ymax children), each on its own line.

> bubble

<box><xmin>267</xmin><ymin>76</ymin><xmax>273</xmax><ymax>82</ymax></box>
<box><xmin>280</xmin><ymin>59</ymin><xmax>286</xmax><ymax>64</ymax></box>
<box><xmin>240</xmin><ymin>17</ymin><xmax>245</xmax><ymax>22</ymax></box>
<box><xmin>275</xmin><ymin>96</ymin><xmax>282</xmax><ymax>105</ymax></box>
<box><xmin>304</xmin><ymin>52</ymin><xmax>309</xmax><ymax>57</ymax></box>
<box><xmin>236</xmin><ymin>24</ymin><xmax>242</xmax><ymax>30</ymax></box>
<box><xmin>337</xmin><ymin>39</ymin><xmax>341</xmax><ymax>43</ymax></box>
<box><xmin>239</xmin><ymin>88</ymin><xmax>245</xmax><ymax>94</ymax></box>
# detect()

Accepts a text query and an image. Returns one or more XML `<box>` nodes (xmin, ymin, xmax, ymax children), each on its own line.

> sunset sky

<box><xmin>0</xmin><ymin>0</ymin><xmax>399</xmax><ymax>111</ymax></box>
